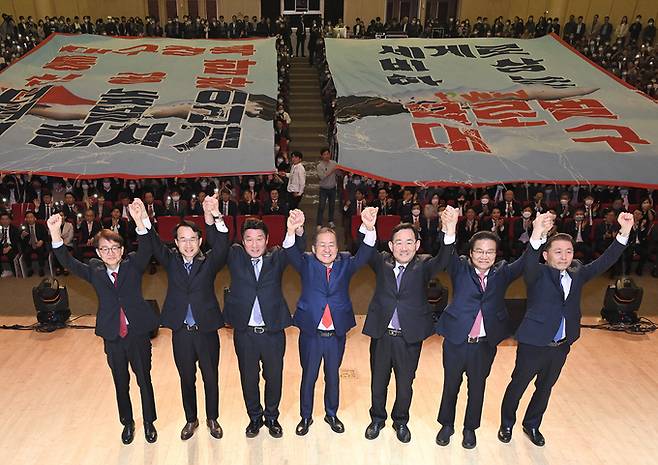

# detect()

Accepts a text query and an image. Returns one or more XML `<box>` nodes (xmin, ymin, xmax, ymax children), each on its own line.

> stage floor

<box><xmin>0</xmin><ymin>316</ymin><xmax>656</xmax><ymax>465</ymax></box>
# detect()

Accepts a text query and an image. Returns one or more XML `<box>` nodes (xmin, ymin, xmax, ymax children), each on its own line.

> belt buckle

<box><xmin>467</xmin><ymin>336</ymin><xmax>480</xmax><ymax>344</ymax></box>
<box><xmin>318</xmin><ymin>330</ymin><xmax>334</xmax><ymax>337</ymax></box>
<box><xmin>253</xmin><ymin>326</ymin><xmax>265</xmax><ymax>334</ymax></box>
<box><xmin>388</xmin><ymin>329</ymin><xmax>402</xmax><ymax>337</ymax></box>
<box><xmin>550</xmin><ymin>338</ymin><xmax>566</xmax><ymax>347</ymax></box>
<box><xmin>185</xmin><ymin>323</ymin><xmax>198</xmax><ymax>331</ymax></box>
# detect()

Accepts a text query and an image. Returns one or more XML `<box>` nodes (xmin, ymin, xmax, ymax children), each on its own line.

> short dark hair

<box><xmin>173</xmin><ymin>220</ymin><xmax>201</xmax><ymax>239</ymax></box>
<box><xmin>545</xmin><ymin>233</ymin><xmax>575</xmax><ymax>250</ymax></box>
<box><xmin>0</xmin><ymin>212</ymin><xmax>12</xmax><ymax>220</ymax></box>
<box><xmin>241</xmin><ymin>218</ymin><xmax>268</xmax><ymax>237</ymax></box>
<box><xmin>319</xmin><ymin>147</ymin><xmax>330</xmax><ymax>155</ymax></box>
<box><xmin>469</xmin><ymin>231</ymin><xmax>500</xmax><ymax>252</ymax></box>
<box><xmin>314</xmin><ymin>227</ymin><xmax>337</xmax><ymax>244</ymax></box>
<box><xmin>93</xmin><ymin>229</ymin><xmax>124</xmax><ymax>248</ymax></box>
<box><xmin>291</xmin><ymin>150</ymin><xmax>303</xmax><ymax>160</ymax></box>
<box><xmin>391</xmin><ymin>222</ymin><xmax>419</xmax><ymax>241</ymax></box>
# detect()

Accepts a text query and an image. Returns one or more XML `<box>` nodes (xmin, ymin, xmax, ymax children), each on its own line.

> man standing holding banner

<box><xmin>363</xmin><ymin>206</ymin><xmax>458</xmax><ymax>443</ymax></box>
<box><xmin>48</xmin><ymin>201</ymin><xmax>158</xmax><ymax>445</ymax></box>
<box><xmin>499</xmin><ymin>212</ymin><xmax>633</xmax><ymax>446</ymax></box>
<box><xmin>284</xmin><ymin>207</ymin><xmax>378</xmax><ymax>436</ymax></box>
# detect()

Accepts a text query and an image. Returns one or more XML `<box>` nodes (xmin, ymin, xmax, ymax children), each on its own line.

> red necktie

<box><xmin>321</xmin><ymin>267</ymin><xmax>333</xmax><ymax>328</ymax></box>
<box><xmin>112</xmin><ymin>271</ymin><xmax>128</xmax><ymax>338</ymax></box>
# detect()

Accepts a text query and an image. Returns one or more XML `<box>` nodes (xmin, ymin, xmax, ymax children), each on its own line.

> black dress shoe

<box><xmin>144</xmin><ymin>422</ymin><xmax>157</xmax><ymax>443</ymax></box>
<box><xmin>365</xmin><ymin>421</ymin><xmax>385</xmax><ymax>440</ymax></box>
<box><xmin>295</xmin><ymin>417</ymin><xmax>313</xmax><ymax>436</ymax></box>
<box><xmin>435</xmin><ymin>425</ymin><xmax>454</xmax><ymax>446</ymax></box>
<box><xmin>522</xmin><ymin>426</ymin><xmax>545</xmax><ymax>447</ymax></box>
<box><xmin>462</xmin><ymin>429</ymin><xmax>476</xmax><ymax>449</ymax></box>
<box><xmin>207</xmin><ymin>419</ymin><xmax>223</xmax><ymax>439</ymax></box>
<box><xmin>121</xmin><ymin>421</ymin><xmax>135</xmax><ymax>445</ymax></box>
<box><xmin>324</xmin><ymin>415</ymin><xmax>345</xmax><ymax>433</ymax></box>
<box><xmin>393</xmin><ymin>423</ymin><xmax>411</xmax><ymax>443</ymax></box>
<box><xmin>498</xmin><ymin>426</ymin><xmax>512</xmax><ymax>443</ymax></box>
<box><xmin>180</xmin><ymin>419</ymin><xmax>199</xmax><ymax>440</ymax></box>
<box><xmin>245</xmin><ymin>417</ymin><xmax>264</xmax><ymax>438</ymax></box>
<box><xmin>265</xmin><ymin>418</ymin><xmax>283</xmax><ymax>438</ymax></box>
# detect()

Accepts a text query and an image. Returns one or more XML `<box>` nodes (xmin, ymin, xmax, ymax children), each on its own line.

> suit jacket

<box><xmin>262</xmin><ymin>199</ymin><xmax>289</xmax><ymax>216</ymax></box>
<box><xmin>36</xmin><ymin>203</ymin><xmax>57</xmax><ymax>220</ymax></box>
<box><xmin>560</xmin><ymin>220</ymin><xmax>592</xmax><ymax>243</ymax></box>
<box><xmin>238</xmin><ymin>201</ymin><xmax>261</xmax><ymax>216</ymax></box>
<box><xmin>143</xmin><ymin>202</ymin><xmax>165</xmax><ymax>219</ymax></box>
<box><xmin>0</xmin><ymin>225</ymin><xmax>21</xmax><ymax>251</ymax></box>
<box><xmin>52</xmin><ymin>234</ymin><xmax>157</xmax><ymax>340</ymax></box>
<box><xmin>286</xmin><ymin>236</ymin><xmax>375</xmax><ymax>336</ymax></box>
<box><xmin>61</xmin><ymin>203</ymin><xmax>79</xmax><ymax>221</ymax></box>
<box><xmin>497</xmin><ymin>200</ymin><xmax>522</xmax><ymax>217</ymax></box>
<box><xmin>436</xmin><ymin>247</ymin><xmax>529</xmax><ymax>347</ymax></box>
<box><xmin>363</xmin><ymin>240</ymin><xmax>455</xmax><ymax>343</ymax></box>
<box><xmin>148</xmin><ymin>223</ymin><xmax>229</xmax><ymax>331</ymax></box>
<box><xmin>21</xmin><ymin>222</ymin><xmax>49</xmax><ymax>248</ymax></box>
<box><xmin>371</xmin><ymin>199</ymin><xmax>396</xmax><ymax>216</ymax></box>
<box><xmin>92</xmin><ymin>203</ymin><xmax>111</xmax><ymax>220</ymax></box>
<box><xmin>103</xmin><ymin>218</ymin><xmax>130</xmax><ymax>242</ymax></box>
<box><xmin>165</xmin><ymin>200</ymin><xmax>189</xmax><ymax>216</ymax></box>
<box><xmin>78</xmin><ymin>220</ymin><xmax>103</xmax><ymax>244</ymax></box>
<box><xmin>219</xmin><ymin>200</ymin><xmax>238</xmax><ymax>218</ymax></box>
<box><xmin>518</xmin><ymin>239</ymin><xmax>626</xmax><ymax>346</ymax></box>
<box><xmin>457</xmin><ymin>218</ymin><xmax>479</xmax><ymax>245</ymax></box>
<box><xmin>223</xmin><ymin>243</ymin><xmax>300</xmax><ymax>332</ymax></box>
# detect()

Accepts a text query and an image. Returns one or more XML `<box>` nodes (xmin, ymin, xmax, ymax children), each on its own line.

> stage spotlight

<box><xmin>600</xmin><ymin>276</ymin><xmax>642</xmax><ymax>324</ymax></box>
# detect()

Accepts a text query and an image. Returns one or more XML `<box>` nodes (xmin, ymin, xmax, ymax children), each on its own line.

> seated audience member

<box><xmin>238</xmin><ymin>190</ymin><xmax>261</xmax><ymax>216</ymax></box>
<box><xmin>457</xmin><ymin>208</ymin><xmax>480</xmax><ymax>255</ymax></box>
<box><xmin>76</xmin><ymin>209</ymin><xmax>103</xmax><ymax>260</ymax></box>
<box><xmin>263</xmin><ymin>188</ymin><xmax>288</xmax><ymax>216</ymax></box>
<box><xmin>20</xmin><ymin>211</ymin><xmax>50</xmax><ymax>277</ymax></box>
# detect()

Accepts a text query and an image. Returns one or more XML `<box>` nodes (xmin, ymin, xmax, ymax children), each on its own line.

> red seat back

<box><xmin>262</xmin><ymin>215</ymin><xmax>286</xmax><ymax>247</ymax></box>
<box><xmin>156</xmin><ymin>216</ymin><xmax>181</xmax><ymax>243</ymax></box>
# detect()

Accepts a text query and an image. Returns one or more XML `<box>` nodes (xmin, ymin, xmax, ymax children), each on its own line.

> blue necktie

<box><xmin>553</xmin><ymin>271</ymin><xmax>566</xmax><ymax>342</ymax></box>
<box><xmin>251</xmin><ymin>258</ymin><xmax>264</xmax><ymax>326</ymax></box>
<box><xmin>389</xmin><ymin>265</ymin><xmax>405</xmax><ymax>330</ymax></box>
<box><xmin>184</xmin><ymin>261</ymin><xmax>196</xmax><ymax>326</ymax></box>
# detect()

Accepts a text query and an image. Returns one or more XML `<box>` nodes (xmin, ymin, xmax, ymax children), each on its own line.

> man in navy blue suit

<box><xmin>363</xmin><ymin>206</ymin><xmax>458</xmax><ymax>444</ymax></box>
<box><xmin>48</xmin><ymin>201</ymin><xmax>158</xmax><ymax>445</ymax></box>
<box><xmin>284</xmin><ymin>207</ymin><xmax>378</xmax><ymax>436</ymax></box>
<box><xmin>498</xmin><ymin>211</ymin><xmax>633</xmax><ymax>447</ymax></box>
<box><xmin>435</xmin><ymin>212</ymin><xmax>552</xmax><ymax>449</ymax></box>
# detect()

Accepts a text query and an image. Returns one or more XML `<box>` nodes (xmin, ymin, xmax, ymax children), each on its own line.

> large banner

<box><xmin>0</xmin><ymin>34</ymin><xmax>278</xmax><ymax>177</ymax></box>
<box><xmin>325</xmin><ymin>35</ymin><xmax>658</xmax><ymax>187</ymax></box>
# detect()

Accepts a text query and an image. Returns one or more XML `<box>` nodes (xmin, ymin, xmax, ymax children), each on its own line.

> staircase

<box><xmin>287</xmin><ymin>56</ymin><xmax>329</xmax><ymax>233</ymax></box>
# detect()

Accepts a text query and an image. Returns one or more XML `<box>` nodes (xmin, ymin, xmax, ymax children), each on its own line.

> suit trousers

<box><xmin>298</xmin><ymin>331</ymin><xmax>346</xmax><ymax>419</ymax></box>
<box><xmin>500</xmin><ymin>342</ymin><xmax>570</xmax><ymax>429</ymax></box>
<box><xmin>103</xmin><ymin>332</ymin><xmax>157</xmax><ymax>425</ymax></box>
<box><xmin>172</xmin><ymin>328</ymin><xmax>220</xmax><ymax>422</ymax></box>
<box><xmin>437</xmin><ymin>339</ymin><xmax>497</xmax><ymax>430</ymax></box>
<box><xmin>369</xmin><ymin>333</ymin><xmax>423</xmax><ymax>425</ymax></box>
<box><xmin>234</xmin><ymin>328</ymin><xmax>286</xmax><ymax>421</ymax></box>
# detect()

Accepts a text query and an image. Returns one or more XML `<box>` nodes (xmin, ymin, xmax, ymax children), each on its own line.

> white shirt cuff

<box><xmin>529</xmin><ymin>237</ymin><xmax>547</xmax><ymax>250</ymax></box>
<box><xmin>136</xmin><ymin>217</ymin><xmax>152</xmax><ymax>235</ymax></box>
<box><xmin>616</xmin><ymin>234</ymin><xmax>629</xmax><ymax>246</ymax></box>
<box><xmin>51</xmin><ymin>240</ymin><xmax>64</xmax><ymax>248</ymax></box>
<box><xmin>443</xmin><ymin>233</ymin><xmax>456</xmax><ymax>245</ymax></box>
<box><xmin>359</xmin><ymin>224</ymin><xmax>377</xmax><ymax>246</ymax></box>
<box><xmin>214</xmin><ymin>218</ymin><xmax>228</xmax><ymax>233</ymax></box>
<box><xmin>283</xmin><ymin>232</ymin><xmax>296</xmax><ymax>249</ymax></box>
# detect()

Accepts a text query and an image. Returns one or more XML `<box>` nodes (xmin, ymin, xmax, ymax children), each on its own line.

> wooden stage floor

<box><xmin>0</xmin><ymin>315</ymin><xmax>657</xmax><ymax>465</ymax></box>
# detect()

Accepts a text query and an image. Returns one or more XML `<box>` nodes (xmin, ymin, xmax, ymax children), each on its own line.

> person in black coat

<box><xmin>20</xmin><ymin>211</ymin><xmax>50</xmax><ymax>276</ymax></box>
<box><xmin>363</xmin><ymin>207</ymin><xmax>458</xmax><ymax>444</ymax></box>
<box><xmin>238</xmin><ymin>190</ymin><xmax>261</xmax><ymax>216</ymax></box>
<box><xmin>262</xmin><ymin>188</ymin><xmax>288</xmax><ymax>216</ymax></box>
<box><xmin>144</xmin><ymin>195</ymin><xmax>229</xmax><ymax>441</ymax></box>
<box><xmin>224</xmin><ymin>218</ymin><xmax>303</xmax><ymax>438</ymax></box>
<box><xmin>498</xmin><ymin>212</ymin><xmax>633</xmax><ymax>447</ymax></box>
<box><xmin>0</xmin><ymin>211</ymin><xmax>21</xmax><ymax>276</ymax></box>
<box><xmin>48</xmin><ymin>203</ymin><xmax>158</xmax><ymax>445</ymax></box>
<box><xmin>435</xmin><ymin>215</ymin><xmax>548</xmax><ymax>450</ymax></box>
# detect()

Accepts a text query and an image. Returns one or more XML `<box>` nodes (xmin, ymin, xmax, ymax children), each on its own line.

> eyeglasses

<box><xmin>177</xmin><ymin>238</ymin><xmax>199</xmax><ymax>244</ymax></box>
<box><xmin>472</xmin><ymin>249</ymin><xmax>496</xmax><ymax>257</ymax></box>
<box><xmin>98</xmin><ymin>246</ymin><xmax>122</xmax><ymax>254</ymax></box>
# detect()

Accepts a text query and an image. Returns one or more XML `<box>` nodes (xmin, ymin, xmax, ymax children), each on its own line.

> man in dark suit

<box><xmin>76</xmin><ymin>209</ymin><xmax>103</xmax><ymax>260</ymax></box>
<box><xmin>284</xmin><ymin>207</ymin><xmax>378</xmax><ymax>436</ymax></box>
<box><xmin>497</xmin><ymin>190</ymin><xmax>522</xmax><ymax>218</ymax></box>
<box><xmin>92</xmin><ymin>194</ymin><xmax>111</xmax><ymax>221</ymax></box>
<box><xmin>371</xmin><ymin>188</ymin><xmax>396</xmax><ymax>216</ymax></box>
<box><xmin>142</xmin><ymin>191</ymin><xmax>165</xmax><ymax>224</ymax></box>
<box><xmin>165</xmin><ymin>189</ymin><xmax>188</xmax><ymax>216</ymax></box>
<box><xmin>219</xmin><ymin>189</ymin><xmax>238</xmax><ymax>219</ymax></box>
<box><xmin>20</xmin><ymin>211</ymin><xmax>50</xmax><ymax>277</ymax></box>
<box><xmin>104</xmin><ymin>208</ymin><xmax>130</xmax><ymax>245</ymax></box>
<box><xmin>363</xmin><ymin>207</ymin><xmax>458</xmax><ymax>444</ymax></box>
<box><xmin>0</xmin><ymin>212</ymin><xmax>21</xmax><ymax>277</ymax></box>
<box><xmin>61</xmin><ymin>192</ymin><xmax>80</xmax><ymax>221</ymax></box>
<box><xmin>435</xmin><ymin>214</ymin><xmax>549</xmax><ymax>449</ymax></box>
<box><xmin>498</xmin><ymin>212</ymin><xmax>633</xmax><ymax>447</ymax></box>
<box><xmin>559</xmin><ymin>209</ymin><xmax>593</xmax><ymax>263</ymax></box>
<box><xmin>262</xmin><ymin>188</ymin><xmax>288</xmax><ymax>216</ymax></box>
<box><xmin>145</xmin><ymin>194</ymin><xmax>229</xmax><ymax>441</ymax></box>
<box><xmin>48</xmin><ymin>203</ymin><xmax>158</xmax><ymax>444</ymax></box>
<box><xmin>224</xmin><ymin>217</ymin><xmax>303</xmax><ymax>438</ymax></box>
<box><xmin>34</xmin><ymin>193</ymin><xmax>56</xmax><ymax>220</ymax></box>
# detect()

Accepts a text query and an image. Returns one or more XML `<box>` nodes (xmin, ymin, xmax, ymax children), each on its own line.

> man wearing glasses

<box><xmin>142</xmin><ymin>193</ymin><xmax>229</xmax><ymax>441</ymax></box>
<box><xmin>434</xmin><ymin>213</ymin><xmax>553</xmax><ymax>449</ymax></box>
<box><xmin>47</xmin><ymin>201</ymin><xmax>158</xmax><ymax>445</ymax></box>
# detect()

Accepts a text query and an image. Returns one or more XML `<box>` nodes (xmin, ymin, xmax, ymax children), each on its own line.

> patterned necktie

<box><xmin>251</xmin><ymin>258</ymin><xmax>264</xmax><ymax>326</ymax></box>
<box><xmin>321</xmin><ymin>267</ymin><xmax>333</xmax><ymax>328</ymax></box>
<box><xmin>554</xmin><ymin>272</ymin><xmax>568</xmax><ymax>342</ymax></box>
<box><xmin>469</xmin><ymin>271</ymin><xmax>487</xmax><ymax>338</ymax></box>
<box><xmin>29</xmin><ymin>225</ymin><xmax>37</xmax><ymax>248</ymax></box>
<box><xmin>389</xmin><ymin>265</ymin><xmax>405</xmax><ymax>330</ymax></box>
<box><xmin>1</xmin><ymin>227</ymin><xmax>7</xmax><ymax>245</ymax></box>
<box><xmin>111</xmin><ymin>271</ymin><xmax>128</xmax><ymax>338</ymax></box>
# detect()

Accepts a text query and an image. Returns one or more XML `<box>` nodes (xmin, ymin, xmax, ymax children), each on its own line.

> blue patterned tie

<box><xmin>184</xmin><ymin>261</ymin><xmax>196</xmax><ymax>326</ymax></box>
<box><xmin>251</xmin><ymin>258</ymin><xmax>264</xmax><ymax>326</ymax></box>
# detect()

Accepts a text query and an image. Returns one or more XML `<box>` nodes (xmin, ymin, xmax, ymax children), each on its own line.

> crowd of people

<box><xmin>1</xmin><ymin>172</ymin><xmax>656</xmax><ymax>279</ymax></box>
